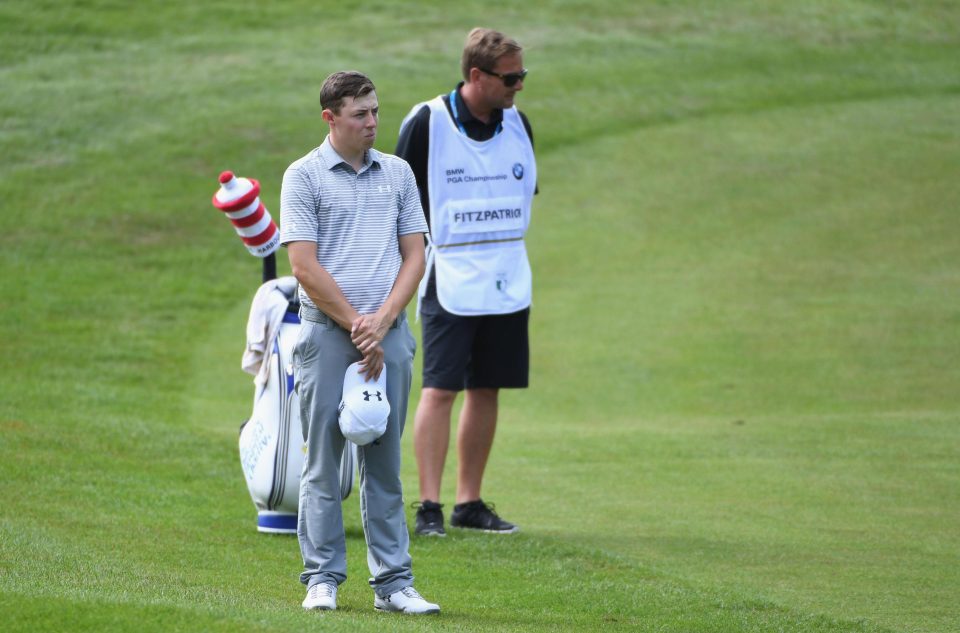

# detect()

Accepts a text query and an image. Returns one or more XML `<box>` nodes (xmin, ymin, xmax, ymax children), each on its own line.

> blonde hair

<box><xmin>460</xmin><ymin>28</ymin><xmax>522</xmax><ymax>81</ymax></box>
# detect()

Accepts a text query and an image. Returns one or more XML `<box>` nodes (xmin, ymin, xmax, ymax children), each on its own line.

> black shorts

<box><xmin>420</xmin><ymin>294</ymin><xmax>529</xmax><ymax>391</ymax></box>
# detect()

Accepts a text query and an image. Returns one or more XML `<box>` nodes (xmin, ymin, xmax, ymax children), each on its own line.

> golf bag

<box><xmin>238</xmin><ymin>275</ymin><xmax>357</xmax><ymax>534</ymax></box>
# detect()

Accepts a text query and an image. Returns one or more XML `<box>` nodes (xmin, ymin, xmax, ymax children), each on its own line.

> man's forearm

<box><xmin>377</xmin><ymin>247</ymin><xmax>425</xmax><ymax>322</ymax></box>
<box><xmin>349</xmin><ymin>234</ymin><xmax>424</xmax><ymax>372</ymax></box>
<box><xmin>288</xmin><ymin>242</ymin><xmax>359</xmax><ymax>329</ymax></box>
<box><xmin>297</xmin><ymin>264</ymin><xmax>360</xmax><ymax>329</ymax></box>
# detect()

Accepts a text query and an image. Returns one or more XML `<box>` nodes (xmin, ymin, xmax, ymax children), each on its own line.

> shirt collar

<box><xmin>453</xmin><ymin>81</ymin><xmax>504</xmax><ymax>126</ymax></box>
<box><xmin>319</xmin><ymin>135</ymin><xmax>381</xmax><ymax>171</ymax></box>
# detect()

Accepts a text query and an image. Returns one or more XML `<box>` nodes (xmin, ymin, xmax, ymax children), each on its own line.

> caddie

<box><xmin>396</xmin><ymin>28</ymin><xmax>537</xmax><ymax>536</ymax></box>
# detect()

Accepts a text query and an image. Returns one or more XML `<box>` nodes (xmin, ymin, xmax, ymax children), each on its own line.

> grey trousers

<box><xmin>293</xmin><ymin>308</ymin><xmax>415</xmax><ymax>597</ymax></box>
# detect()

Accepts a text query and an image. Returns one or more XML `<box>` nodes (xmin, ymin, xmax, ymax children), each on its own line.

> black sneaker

<box><xmin>450</xmin><ymin>499</ymin><xmax>519</xmax><ymax>534</ymax></box>
<box><xmin>412</xmin><ymin>501</ymin><xmax>446</xmax><ymax>537</ymax></box>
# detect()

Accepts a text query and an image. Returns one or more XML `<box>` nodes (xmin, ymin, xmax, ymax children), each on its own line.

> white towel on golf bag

<box><xmin>243</xmin><ymin>276</ymin><xmax>299</xmax><ymax>387</ymax></box>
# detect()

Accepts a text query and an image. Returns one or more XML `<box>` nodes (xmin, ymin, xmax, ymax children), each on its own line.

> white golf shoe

<box><xmin>374</xmin><ymin>586</ymin><xmax>440</xmax><ymax>614</ymax></box>
<box><xmin>302</xmin><ymin>582</ymin><xmax>337</xmax><ymax>610</ymax></box>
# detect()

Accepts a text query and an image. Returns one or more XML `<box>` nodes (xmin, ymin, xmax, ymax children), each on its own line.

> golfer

<box><xmin>396</xmin><ymin>28</ymin><xmax>537</xmax><ymax>536</ymax></box>
<box><xmin>281</xmin><ymin>70</ymin><xmax>439</xmax><ymax>614</ymax></box>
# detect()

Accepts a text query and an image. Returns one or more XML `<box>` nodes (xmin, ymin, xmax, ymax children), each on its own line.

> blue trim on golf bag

<box><xmin>257</xmin><ymin>513</ymin><xmax>299</xmax><ymax>532</ymax></box>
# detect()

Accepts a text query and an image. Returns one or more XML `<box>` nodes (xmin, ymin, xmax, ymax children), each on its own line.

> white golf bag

<box><xmin>238</xmin><ymin>277</ymin><xmax>357</xmax><ymax>533</ymax></box>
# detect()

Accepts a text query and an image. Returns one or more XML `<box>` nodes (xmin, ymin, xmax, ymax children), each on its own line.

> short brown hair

<box><xmin>460</xmin><ymin>28</ymin><xmax>522</xmax><ymax>81</ymax></box>
<box><xmin>320</xmin><ymin>71</ymin><xmax>376</xmax><ymax>114</ymax></box>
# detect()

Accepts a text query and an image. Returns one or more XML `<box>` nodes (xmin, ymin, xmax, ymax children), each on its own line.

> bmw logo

<box><xmin>512</xmin><ymin>163</ymin><xmax>524</xmax><ymax>180</ymax></box>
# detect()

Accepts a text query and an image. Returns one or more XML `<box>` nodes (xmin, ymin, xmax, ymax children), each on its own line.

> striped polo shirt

<box><xmin>279</xmin><ymin>136</ymin><xmax>428</xmax><ymax>315</ymax></box>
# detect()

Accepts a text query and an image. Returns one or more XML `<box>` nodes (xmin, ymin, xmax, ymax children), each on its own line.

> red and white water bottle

<box><xmin>212</xmin><ymin>171</ymin><xmax>280</xmax><ymax>258</ymax></box>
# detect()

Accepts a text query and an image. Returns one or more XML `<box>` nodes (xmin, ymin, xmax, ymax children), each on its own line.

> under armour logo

<box><xmin>363</xmin><ymin>390</ymin><xmax>383</xmax><ymax>402</ymax></box>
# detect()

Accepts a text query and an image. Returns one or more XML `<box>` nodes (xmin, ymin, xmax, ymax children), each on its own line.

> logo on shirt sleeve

<box><xmin>512</xmin><ymin>163</ymin><xmax>524</xmax><ymax>180</ymax></box>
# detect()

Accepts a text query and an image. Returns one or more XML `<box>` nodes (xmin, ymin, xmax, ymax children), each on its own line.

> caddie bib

<box><xmin>420</xmin><ymin>95</ymin><xmax>537</xmax><ymax>315</ymax></box>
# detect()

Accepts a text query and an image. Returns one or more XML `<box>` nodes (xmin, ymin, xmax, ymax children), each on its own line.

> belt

<box><xmin>299</xmin><ymin>304</ymin><xmax>404</xmax><ymax>330</ymax></box>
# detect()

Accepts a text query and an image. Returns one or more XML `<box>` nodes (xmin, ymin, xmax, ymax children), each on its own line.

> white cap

<box><xmin>338</xmin><ymin>362</ymin><xmax>390</xmax><ymax>446</ymax></box>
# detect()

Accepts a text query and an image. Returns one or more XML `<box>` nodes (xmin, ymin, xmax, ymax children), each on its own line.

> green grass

<box><xmin>2</xmin><ymin>1</ymin><xmax>959</xmax><ymax>631</ymax></box>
